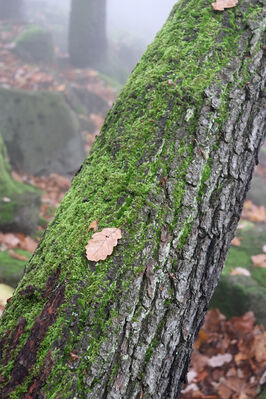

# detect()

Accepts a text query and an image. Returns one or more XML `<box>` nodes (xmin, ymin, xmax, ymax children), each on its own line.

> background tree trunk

<box><xmin>0</xmin><ymin>0</ymin><xmax>23</xmax><ymax>20</ymax></box>
<box><xmin>68</xmin><ymin>0</ymin><xmax>107</xmax><ymax>68</ymax></box>
<box><xmin>0</xmin><ymin>0</ymin><xmax>265</xmax><ymax>398</ymax></box>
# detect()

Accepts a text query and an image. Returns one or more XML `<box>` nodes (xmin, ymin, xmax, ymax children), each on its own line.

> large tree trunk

<box><xmin>68</xmin><ymin>0</ymin><xmax>107</xmax><ymax>68</ymax></box>
<box><xmin>0</xmin><ymin>0</ymin><xmax>265</xmax><ymax>397</ymax></box>
<box><xmin>0</xmin><ymin>0</ymin><xmax>23</xmax><ymax>20</ymax></box>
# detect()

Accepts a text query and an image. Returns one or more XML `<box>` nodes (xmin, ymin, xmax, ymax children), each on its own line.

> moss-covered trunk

<box><xmin>0</xmin><ymin>0</ymin><xmax>265</xmax><ymax>397</ymax></box>
<box><xmin>68</xmin><ymin>0</ymin><xmax>107</xmax><ymax>68</ymax></box>
<box><xmin>0</xmin><ymin>0</ymin><xmax>23</xmax><ymax>20</ymax></box>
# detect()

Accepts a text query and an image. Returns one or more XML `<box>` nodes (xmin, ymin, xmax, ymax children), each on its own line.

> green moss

<box><xmin>16</xmin><ymin>25</ymin><xmax>47</xmax><ymax>44</ymax></box>
<box><xmin>15</xmin><ymin>25</ymin><xmax>54</xmax><ymax>63</ymax></box>
<box><xmin>197</xmin><ymin>160</ymin><xmax>212</xmax><ymax>201</ymax></box>
<box><xmin>0</xmin><ymin>0</ymin><xmax>264</xmax><ymax>395</ymax></box>
<box><xmin>224</xmin><ymin>224</ymin><xmax>266</xmax><ymax>287</ymax></box>
<box><xmin>0</xmin><ymin>249</ymin><xmax>31</xmax><ymax>288</ymax></box>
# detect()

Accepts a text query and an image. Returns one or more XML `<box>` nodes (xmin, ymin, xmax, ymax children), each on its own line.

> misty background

<box><xmin>25</xmin><ymin>0</ymin><xmax>177</xmax><ymax>53</ymax></box>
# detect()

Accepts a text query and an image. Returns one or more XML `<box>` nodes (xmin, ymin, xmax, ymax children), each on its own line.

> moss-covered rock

<box><xmin>15</xmin><ymin>25</ymin><xmax>54</xmax><ymax>64</ymax></box>
<box><xmin>0</xmin><ymin>134</ymin><xmax>41</xmax><ymax>233</ymax></box>
<box><xmin>0</xmin><ymin>87</ymin><xmax>85</xmax><ymax>176</ymax></box>
<box><xmin>212</xmin><ymin>223</ymin><xmax>266</xmax><ymax>325</ymax></box>
<box><xmin>0</xmin><ymin>249</ymin><xmax>30</xmax><ymax>288</ymax></box>
<box><xmin>65</xmin><ymin>85</ymin><xmax>110</xmax><ymax>117</ymax></box>
<box><xmin>210</xmin><ymin>275</ymin><xmax>266</xmax><ymax>327</ymax></box>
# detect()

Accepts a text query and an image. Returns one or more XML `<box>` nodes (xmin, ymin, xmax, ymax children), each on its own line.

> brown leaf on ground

<box><xmin>0</xmin><ymin>233</ymin><xmax>20</xmax><ymax>248</ymax></box>
<box><xmin>208</xmin><ymin>353</ymin><xmax>233</xmax><ymax>368</ymax></box>
<box><xmin>231</xmin><ymin>237</ymin><xmax>241</xmax><ymax>247</ymax></box>
<box><xmin>241</xmin><ymin>200</ymin><xmax>266</xmax><ymax>223</ymax></box>
<box><xmin>194</xmin><ymin>329</ymin><xmax>209</xmax><ymax>349</ymax></box>
<box><xmin>88</xmin><ymin>220</ymin><xmax>98</xmax><ymax>232</ymax></box>
<box><xmin>227</xmin><ymin>312</ymin><xmax>255</xmax><ymax>337</ymax></box>
<box><xmin>218</xmin><ymin>382</ymin><xmax>232</xmax><ymax>399</ymax></box>
<box><xmin>212</xmin><ymin>0</ymin><xmax>238</xmax><ymax>11</ymax></box>
<box><xmin>230</xmin><ymin>267</ymin><xmax>251</xmax><ymax>277</ymax></box>
<box><xmin>86</xmin><ymin>228</ymin><xmax>122</xmax><ymax>261</ymax></box>
<box><xmin>8</xmin><ymin>249</ymin><xmax>28</xmax><ymax>262</ymax></box>
<box><xmin>19</xmin><ymin>236</ymin><xmax>38</xmax><ymax>252</ymax></box>
<box><xmin>250</xmin><ymin>332</ymin><xmax>266</xmax><ymax>363</ymax></box>
<box><xmin>251</xmin><ymin>254</ymin><xmax>266</xmax><ymax>268</ymax></box>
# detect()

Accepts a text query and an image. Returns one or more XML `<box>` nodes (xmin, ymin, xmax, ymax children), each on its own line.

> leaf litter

<box><xmin>181</xmin><ymin>309</ymin><xmax>266</xmax><ymax>398</ymax></box>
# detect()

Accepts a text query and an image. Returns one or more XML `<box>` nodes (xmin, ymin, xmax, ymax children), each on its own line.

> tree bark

<box><xmin>0</xmin><ymin>0</ymin><xmax>265</xmax><ymax>398</ymax></box>
<box><xmin>68</xmin><ymin>0</ymin><xmax>107</xmax><ymax>68</ymax></box>
<box><xmin>0</xmin><ymin>0</ymin><xmax>23</xmax><ymax>20</ymax></box>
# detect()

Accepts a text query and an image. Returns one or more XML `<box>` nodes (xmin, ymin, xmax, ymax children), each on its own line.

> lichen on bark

<box><xmin>0</xmin><ymin>0</ymin><xmax>265</xmax><ymax>398</ymax></box>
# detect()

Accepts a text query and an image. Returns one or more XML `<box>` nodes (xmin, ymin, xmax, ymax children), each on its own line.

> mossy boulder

<box><xmin>212</xmin><ymin>223</ymin><xmax>266</xmax><ymax>326</ymax></box>
<box><xmin>210</xmin><ymin>275</ymin><xmax>266</xmax><ymax>327</ymax></box>
<box><xmin>0</xmin><ymin>249</ymin><xmax>30</xmax><ymax>288</ymax></box>
<box><xmin>0</xmin><ymin>134</ymin><xmax>41</xmax><ymax>233</ymax></box>
<box><xmin>0</xmin><ymin>87</ymin><xmax>85</xmax><ymax>176</ymax></box>
<box><xmin>15</xmin><ymin>25</ymin><xmax>54</xmax><ymax>64</ymax></box>
<box><xmin>65</xmin><ymin>85</ymin><xmax>110</xmax><ymax>117</ymax></box>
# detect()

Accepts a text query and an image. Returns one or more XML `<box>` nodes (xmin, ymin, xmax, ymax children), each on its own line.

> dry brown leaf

<box><xmin>212</xmin><ymin>0</ymin><xmax>238</xmax><ymax>11</ymax></box>
<box><xmin>242</xmin><ymin>200</ymin><xmax>266</xmax><ymax>223</ymax></box>
<box><xmin>251</xmin><ymin>254</ymin><xmax>266</xmax><ymax>268</ymax></box>
<box><xmin>250</xmin><ymin>332</ymin><xmax>266</xmax><ymax>363</ymax></box>
<box><xmin>231</xmin><ymin>237</ymin><xmax>241</xmax><ymax>247</ymax></box>
<box><xmin>8</xmin><ymin>249</ymin><xmax>28</xmax><ymax>262</ymax></box>
<box><xmin>0</xmin><ymin>233</ymin><xmax>20</xmax><ymax>248</ymax></box>
<box><xmin>208</xmin><ymin>353</ymin><xmax>233</xmax><ymax>368</ymax></box>
<box><xmin>88</xmin><ymin>220</ymin><xmax>98</xmax><ymax>232</ymax></box>
<box><xmin>86</xmin><ymin>228</ymin><xmax>122</xmax><ymax>261</ymax></box>
<box><xmin>230</xmin><ymin>267</ymin><xmax>250</xmax><ymax>277</ymax></box>
<box><xmin>20</xmin><ymin>236</ymin><xmax>38</xmax><ymax>253</ymax></box>
<box><xmin>194</xmin><ymin>329</ymin><xmax>209</xmax><ymax>349</ymax></box>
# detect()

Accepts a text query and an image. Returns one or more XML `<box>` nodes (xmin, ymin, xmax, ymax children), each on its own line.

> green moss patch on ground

<box><xmin>0</xmin><ymin>250</ymin><xmax>31</xmax><ymax>288</ymax></box>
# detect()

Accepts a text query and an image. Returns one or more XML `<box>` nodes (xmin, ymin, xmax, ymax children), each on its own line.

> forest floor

<box><xmin>0</xmin><ymin>17</ymin><xmax>265</xmax><ymax>399</ymax></box>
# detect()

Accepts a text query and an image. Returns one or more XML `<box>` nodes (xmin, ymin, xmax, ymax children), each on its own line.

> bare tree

<box><xmin>68</xmin><ymin>0</ymin><xmax>107</xmax><ymax>68</ymax></box>
<box><xmin>0</xmin><ymin>0</ymin><xmax>265</xmax><ymax>398</ymax></box>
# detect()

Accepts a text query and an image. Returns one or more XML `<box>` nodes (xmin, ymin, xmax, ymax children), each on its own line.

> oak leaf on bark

<box><xmin>86</xmin><ymin>228</ymin><xmax>122</xmax><ymax>261</ymax></box>
<box><xmin>212</xmin><ymin>0</ymin><xmax>238</xmax><ymax>11</ymax></box>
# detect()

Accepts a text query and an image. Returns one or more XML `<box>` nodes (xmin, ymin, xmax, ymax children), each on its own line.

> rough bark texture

<box><xmin>0</xmin><ymin>0</ymin><xmax>23</xmax><ymax>20</ymax></box>
<box><xmin>68</xmin><ymin>0</ymin><xmax>107</xmax><ymax>68</ymax></box>
<box><xmin>0</xmin><ymin>0</ymin><xmax>265</xmax><ymax>398</ymax></box>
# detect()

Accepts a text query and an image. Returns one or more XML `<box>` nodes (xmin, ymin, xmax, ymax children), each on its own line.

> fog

<box><xmin>107</xmin><ymin>0</ymin><xmax>177</xmax><ymax>44</ymax></box>
<box><xmin>26</xmin><ymin>0</ymin><xmax>178</xmax><ymax>45</ymax></box>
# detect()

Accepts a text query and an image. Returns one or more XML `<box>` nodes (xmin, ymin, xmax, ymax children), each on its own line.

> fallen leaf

<box><xmin>0</xmin><ymin>284</ymin><xmax>13</xmax><ymax>307</ymax></box>
<box><xmin>231</xmin><ymin>237</ymin><xmax>241</xmax><ymax>247</ymax></box>
<box><xmin>194</xmin><ymin>329</ymin><xmax>209</xmax><ymax>349</ymax></box>
<box><xmin>251</xmin><ymin>254</ymin><xmax>266</xmax><ymax>268</ymax></box>
<box><xmin>88</xmin><ymin>220</ymin><xmax>98</xmax><ymax>232</ymax></box>
<box><xmin>86</xmin><ymin>228</ymin><xmax>122</xmax><ymax>261</ymax></box>
<box><xmin>242</xmin><ymin>200</ymin><xmax>266</xmax><ymax>223</ymax></box>
<box><xmin>0</xmin><ymin>233</ymin><xmax>20</xmax><ymax>248</ymax></box>
<box><xmin>218</xmin><ymin>383</ymin><xmax>232</xmax><ymax>399</ymax></box>
<box><xmin>227</xmin><ymin>312</ymin><xmax>255</xmax><ymax>337</ymax></box>
<box><xmin>212</xmin><ymin>0</ymin><xmax>238</xmax><ymax>11</ymax></box>
<box><xmin>230</xmin><ymin>267</ymin><xmax>251</xmax><ymax>277</ymax></box>
<box><xmin>8</xmin><ymin>249</ymin><xmax>28</xmax><ymax>262</ymax></box>
<box><xmin>69</xmin><ymin>352</ymin><xmax>79</xmax><ymax>361</ymax></box>
<box><xmin>20</xmin><ymin>236</ymin><xmax>38</xmax><ymax>252</ymax></box>
<box><xmin>208</xmin><ymin>353</ymin><xmax>233</xmax><ymax>368</ymax></box>
<box><xmin>250</xmin><ymin>332</ymin><xmax>266</xmax><ymax>363</ymax></box>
